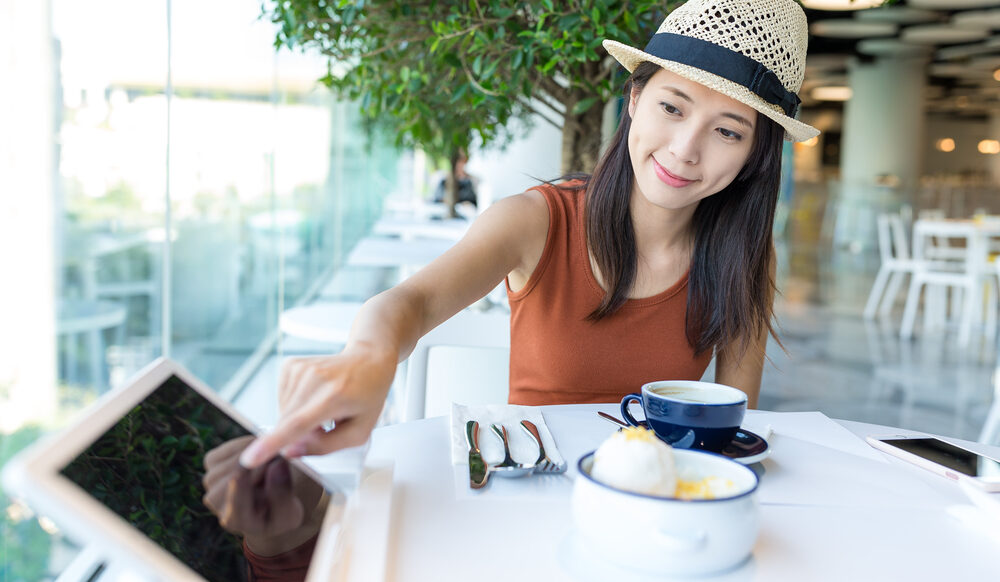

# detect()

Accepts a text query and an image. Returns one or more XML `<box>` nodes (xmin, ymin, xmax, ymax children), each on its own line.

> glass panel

<box><xmin>2</xmin><ymin>0</ymin><xmax>398</xmax><ymax>575</ymax></box>
<box><xmin>56</xmin><ymin>0</ymin><xmax>168</xmax><ymax>393</ymax></box>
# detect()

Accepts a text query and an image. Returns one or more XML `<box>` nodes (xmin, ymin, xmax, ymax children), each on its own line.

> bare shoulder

<box><xmin>471</xmin><ymin>188</ymin><xmax>550</xmax><ymax>246</ymax></box>
<box><xmin>485</xmin><ymin>188</ymin><xmax>549</xmax><ymax>225</ymax></box>
<box><xmin>470</xmin><ymin>187</ymin><xmax>551</xmax><ymax>287</ymax></box>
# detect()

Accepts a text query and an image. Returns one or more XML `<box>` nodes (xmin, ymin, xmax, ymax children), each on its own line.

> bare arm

<box><xmin>713</xmin><ymin>321</ymin><xmax>766</xmax><ymax>409</ymax></box>
<box><xmin>713</xmin><ymin>249</ymin><xmax>776</xmax><ymax>410</ymax></box>
<box><xmin>240</xmin><ymin>191</ymin><xmax>550</xmax><ymax>467</ymax></box>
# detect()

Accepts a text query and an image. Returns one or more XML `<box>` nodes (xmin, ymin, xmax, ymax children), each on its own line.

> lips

<box><xmin>652</xmin><ymin>157</ymin><xmax>695</xmax><ymax>188</ymax></box>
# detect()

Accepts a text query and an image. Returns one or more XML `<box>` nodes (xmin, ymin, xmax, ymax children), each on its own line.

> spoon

<box><xmin>597</xmin><ymin>411</ymin><xmax>629</xmax><ymax>428</ymax></box>
<box><xmin>489</xmin><ymin>424</ymin><xmax>535</xmax><ymax>478</ymax></box>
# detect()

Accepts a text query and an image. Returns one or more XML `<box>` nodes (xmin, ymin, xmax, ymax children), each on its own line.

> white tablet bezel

<box><xmin>1</xmin><ymin>357</ymin><xmax>274</xmax><ymax>580</ymax></box>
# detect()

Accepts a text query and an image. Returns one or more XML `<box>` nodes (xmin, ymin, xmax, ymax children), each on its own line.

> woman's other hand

<box><xmin>202</xmin><ymin>436</ymin><xmax>327</xmax><ymax>556</ymax></box>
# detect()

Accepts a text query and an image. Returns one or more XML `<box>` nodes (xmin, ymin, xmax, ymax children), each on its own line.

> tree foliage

<box><xmin>1</xmin><ymin>425</ymin><xmax>50</xmax><ymax>582</ymax></box>
<box><xmin>266</xmin><ymin>0</ymin><xmax>675</xmax><ymax>179</ymax></box>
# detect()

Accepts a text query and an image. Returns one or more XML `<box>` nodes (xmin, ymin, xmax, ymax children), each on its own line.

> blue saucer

<box><xmin>720</xmin><ymin>429</ymin><xmax>769</xmax><ymax>465</ymax></box>
<box><xmin>620</xmin><ymin>422</ymin><xmax>769</xmax><ymax>464</ymax></box>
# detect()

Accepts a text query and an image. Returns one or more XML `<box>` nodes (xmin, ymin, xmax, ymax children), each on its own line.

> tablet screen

<box><xmin>58</xmin><ymin>373</ymin><xmax>319</xmax><ymax>581</ymax></box>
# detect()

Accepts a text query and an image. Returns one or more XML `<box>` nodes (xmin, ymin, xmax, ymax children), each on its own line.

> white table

<box><xmin>346</xmin><ymin>237</ymin><xmax>456</xmax><ymax>279</ymax></box>
<box><xmin>372</xmin><ymin>216</ymin><xmax>469</xmax><ymax>241</ymax></box>
<box><xmin>280</xmin><ymin>301</ymin><xmax>364</xmax><ymax>344</ymax></box>
<box><xmin>902</xmin><ymin>218</ymin><xmax>1000</xmax><ymax>344</ymax></box>
<box><xmin>338</xmin><ymin>404</ymin><xmax>1000</xmax><ymax>582</ymax></box>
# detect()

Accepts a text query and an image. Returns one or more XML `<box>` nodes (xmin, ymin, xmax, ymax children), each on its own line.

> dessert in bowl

<box><xmin>572</xmin><ymin>427</ymin><xmax>759</xmax><ymax>576</ymax></box>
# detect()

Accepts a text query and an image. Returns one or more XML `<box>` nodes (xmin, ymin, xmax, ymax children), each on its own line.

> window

<box><xmin>0</xmin><ymin>0</ymin><xmax>398</xmax><ymax>574</ymax></box>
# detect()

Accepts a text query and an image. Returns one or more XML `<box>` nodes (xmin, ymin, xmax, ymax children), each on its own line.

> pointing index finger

<box><xmin>239</xmin><ymin>415</ymin><xmax>315</xmax><ymax>468</ymax></box>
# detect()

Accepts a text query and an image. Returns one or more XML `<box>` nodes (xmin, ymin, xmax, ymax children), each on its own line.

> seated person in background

<box><xmin>432</xmin><ymin>148</ymin><xmax>478</xmax><ymax>209</ymax></box>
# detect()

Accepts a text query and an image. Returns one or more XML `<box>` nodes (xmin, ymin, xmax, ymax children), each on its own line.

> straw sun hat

<box><xmin>603</xmin><ymin>0</ymin><xmax>820</xmax><ymax>142</ymax></box>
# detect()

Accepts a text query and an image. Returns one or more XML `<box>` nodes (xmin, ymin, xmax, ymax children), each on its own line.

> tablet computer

<box><xmin>1</xmin><ymin>357</ymin><xmax>332</xmax><ymax>581</ymax></box>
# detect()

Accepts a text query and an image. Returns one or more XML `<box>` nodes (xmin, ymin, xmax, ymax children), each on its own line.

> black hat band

<box><xmin>642</xmin><ymin>33</ymin><xmax>801</xmax><ymax>118</ymax></box>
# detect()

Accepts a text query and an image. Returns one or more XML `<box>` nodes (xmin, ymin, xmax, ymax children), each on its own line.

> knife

<box><xmin>466</xmin><ymin>420</ymin><xmax>489</xmax><ymax>489</ymax></box>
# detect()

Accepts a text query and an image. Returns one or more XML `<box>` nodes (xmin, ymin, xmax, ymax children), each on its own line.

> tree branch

<box><xmin>359</xmin><ymin>35</ymin><xmax>430</xmax><ymax>59</ymax></box>
<box><xmin>536</xmin><ymin>75</ymin><xmax>570</xmax><ymax>107</ymax></box>
<box><xmin>459</xmin><ymin>55</ymin><xmax>505</xmax><ymax>97</ymax></box>
<box><xmin>533</xmin><ymin>89</ymin><xmax>566</xmax><ymax>116</ymax></box>
<box><xmin>517</xmin><ymin>97</ymin><xmax>563</xmax><ymax>130</ymax></box>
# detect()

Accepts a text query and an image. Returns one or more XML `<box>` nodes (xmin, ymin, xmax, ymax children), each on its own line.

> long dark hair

<box><xmin>578</xmin><ymin>60</ymin><xmax>785</xmax><ymax>358</ymax></box>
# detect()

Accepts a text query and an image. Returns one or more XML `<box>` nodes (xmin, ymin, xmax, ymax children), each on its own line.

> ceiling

<box><xmin>802</xmin><ymin>0</ymin><xmax>1000</xmax><ymax>120</ymax></box>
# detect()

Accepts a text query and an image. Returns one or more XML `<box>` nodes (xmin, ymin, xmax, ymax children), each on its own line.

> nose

<box><xmin>668</xmin><ymin>124</ymin><xmax>701</xmax><ymax>165</ymax></box>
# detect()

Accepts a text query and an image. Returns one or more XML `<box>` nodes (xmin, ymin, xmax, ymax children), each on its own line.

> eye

<box><xmin>718</xmin><ymin>127</ymin><xmax>744</xmax><ymax>141</ymax></box>
<box><xmin>659</xmin><ymin>101</ymin><xmax>681</xmax><ymax>115</ymax></box>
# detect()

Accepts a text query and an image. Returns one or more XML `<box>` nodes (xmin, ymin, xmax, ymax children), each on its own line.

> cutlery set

<box><xmin>465</xmin><ymin>419</ymin><xmax>566</xmax><ymax>489</ymax></box>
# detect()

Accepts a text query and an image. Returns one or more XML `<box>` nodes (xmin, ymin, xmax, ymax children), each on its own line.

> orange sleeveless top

<box><xmin>506</xmin><ymin>182</ymin><xmax>712</xmax><ymax>405</ymax></box>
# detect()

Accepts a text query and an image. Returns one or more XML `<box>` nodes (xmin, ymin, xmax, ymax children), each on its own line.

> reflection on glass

<box><xmin>203</xmin><ymin>437</ymin><xmax>329</xmax><ymax>581</ymax></box>
<box><xmin>61</xmin><ymin>374</ymin><xmax>329</xmax><ymax>581</ymax></box>
<box><xmin>61</xmin><ymin>375</ymin><xmax>251</xmax><ymax>579</ymax></box>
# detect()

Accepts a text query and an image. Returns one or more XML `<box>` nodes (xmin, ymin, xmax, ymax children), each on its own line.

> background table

<box><xmin>351</xmin><ymin>403</ymin><xmax>1000</xmax><ymax>582</ymax></box>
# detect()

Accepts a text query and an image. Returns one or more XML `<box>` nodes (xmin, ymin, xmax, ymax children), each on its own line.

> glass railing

<box><xmin>1</xmin><ymin>0</ymin><xmax>399</xmax><ymax>575</ymax></box>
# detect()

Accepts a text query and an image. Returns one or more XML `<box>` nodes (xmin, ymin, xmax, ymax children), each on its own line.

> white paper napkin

<box><xmin>450</xmin><ymin>403</ymin><xmax>565</xmax><ymax>467</ymax></box>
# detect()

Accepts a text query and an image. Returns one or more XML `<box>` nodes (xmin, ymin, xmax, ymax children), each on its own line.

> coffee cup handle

<box><xmin>619</xmin><ymin>393</ymin><xmax>644</xmax><ymax>427</ymax></box>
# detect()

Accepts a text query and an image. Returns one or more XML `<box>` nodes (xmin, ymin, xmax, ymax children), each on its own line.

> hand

<box><xmin>239</xmin><ymin>345</ymin><xmax>397</xmax><ymax>469</ymax></box>
<box><xmin>202</xmin><ymin>436</ymin><xmax>326</xmax><ymax>555</ymax></box>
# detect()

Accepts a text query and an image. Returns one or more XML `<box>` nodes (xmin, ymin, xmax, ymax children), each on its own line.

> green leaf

<box><xmin>572</xmin><ymin>97</ymin><xmax>600</xmax><ymax>115</ymax></box>
<box><xmin>481</xmin><ymin>59</ymin><xmax>499</xmax><ymax>80</ymax></box>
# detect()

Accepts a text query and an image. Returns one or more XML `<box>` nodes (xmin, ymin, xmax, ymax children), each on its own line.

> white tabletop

<box><xmin>280</xmin><ymin>301</ymin><xmax>364</xmax><ymax>344</ymax></box>
<box><xmin>354</xmin><ymin>404</ymin><xmax>1000</xmax><ymax>582</ymax></box>
<box><xmin>372</xmin><ymin>216</ymin><xmax>470</xmax><ymax>241</ymax></box>
<box><xmin>346</xmin><ymin>237</ymin><xmax>456</xmax><ymax>269</ymax></box>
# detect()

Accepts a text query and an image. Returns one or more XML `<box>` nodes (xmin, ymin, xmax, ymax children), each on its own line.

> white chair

<box><xmin>864</xmin><ymin>213</ymin><xmax>918</xmax><ymax>319</ymax></box>
<box><xmin>402</xmin><ymin>309</ymin><xmax>510</xmax><ymax>421</ymax></box>
<box><xmin>918</xmin><ymin>209</ymin><xmax>966</xmax><ymax>261</ymax></box>
<box><xmin>900</xmin><ymin>221</ymin><xmax>984</xmax><ymax>346</ymax></box>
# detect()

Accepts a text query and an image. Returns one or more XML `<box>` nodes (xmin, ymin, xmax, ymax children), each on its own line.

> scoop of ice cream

<box><xmin>591</xmin><ymin>426</ymin><xmax>677</xmax><ymax>496</ymax></box>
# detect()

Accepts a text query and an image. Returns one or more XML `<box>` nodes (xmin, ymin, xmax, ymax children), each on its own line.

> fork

<box><xmin>520</xmin><ymin>420</ymin><xmax>567</xmax><ymax>474</ymax></box>
<box><xmin>489</xmin><ymin>424</ymin><xmax>535</xmax><ymax>478</ymax></box>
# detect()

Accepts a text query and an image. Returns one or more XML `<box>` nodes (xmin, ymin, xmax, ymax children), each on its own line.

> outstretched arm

<box><xmin>240</xmin><ymin>190</ymin><xmax>549</xmax><ymax>468</ymax></box>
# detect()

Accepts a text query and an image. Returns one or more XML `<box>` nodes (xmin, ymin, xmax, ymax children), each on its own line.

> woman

<box><xmin>239</xmin><ymin>0</ymin><xmax>820</xmax><ymax>470</ymax></box>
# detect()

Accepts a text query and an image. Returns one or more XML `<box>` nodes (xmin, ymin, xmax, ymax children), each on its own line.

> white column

<box><xmin>835</xmin><ymin>55</ymin><xmax>927</xmax><ymax>253</ymax></box>
<box><xmin>842</xmin><ymin>55</ymin><xmax>927</xmax><ymax>191</ymax></box>
<box><xmin>0</xmin><ymin>0</ymin><xmax>58</xmax><ymax>431</ymax></box>
<box><xmin>989</xmin><ymin>110</ymin><xmax>1000</xmax><ymax>186</ymax></box>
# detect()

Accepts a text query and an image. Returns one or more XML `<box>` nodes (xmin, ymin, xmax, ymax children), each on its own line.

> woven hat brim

<box><xmin>603</xmin><ymin>40</ymin><xmax>820</xmax><ymax>143</ymax></box>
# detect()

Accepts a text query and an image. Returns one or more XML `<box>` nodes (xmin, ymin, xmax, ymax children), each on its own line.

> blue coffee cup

<box><xmin>620</xmin><ymin>380</ymin><xmax>747</xmax><ymax>452</ymax></box>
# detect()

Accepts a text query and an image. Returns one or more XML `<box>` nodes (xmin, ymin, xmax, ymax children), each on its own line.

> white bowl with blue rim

<box><xmin>572</xmin><ymin>448</ymin><xmax>759</xmax><ymax>576</ymax></box>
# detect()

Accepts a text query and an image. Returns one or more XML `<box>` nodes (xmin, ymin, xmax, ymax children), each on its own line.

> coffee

<box><xmin>649</xmin><ymin>385</ymin><xmax>741</xmax><ymax>404</ymax></box>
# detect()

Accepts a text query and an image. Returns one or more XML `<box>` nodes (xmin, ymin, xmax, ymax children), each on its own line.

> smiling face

<box><xmin>627</xmin><ymin>68</ymin><xmax>757</xmax><ymax>214</ymax></box>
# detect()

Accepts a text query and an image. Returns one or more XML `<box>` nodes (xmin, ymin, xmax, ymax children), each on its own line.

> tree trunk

<box><xmin>444</xmin><ymin>148</ymin><xmax>460</xmax><ymax>218</ymax></box>
<box><xmin>560</xmin><ymin>98</ymin><xmax>605</xmax><ymax>175</ymax></box>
